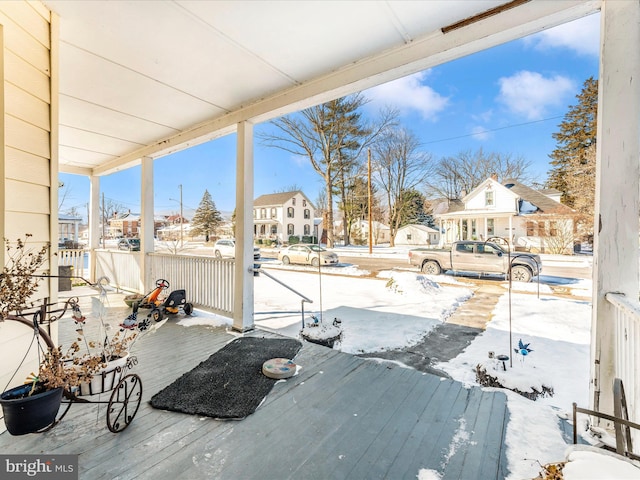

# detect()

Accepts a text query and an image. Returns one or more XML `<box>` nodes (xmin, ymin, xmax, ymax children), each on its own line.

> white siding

<box><xmin>464</xmin><ymin>181</ymin><xmax>517</xmax><ymax>213</ymax></box>
<box><xmin>1</xmin><ymin>1</ymin><xmax>56</xmax><ymax>432</ymax></box>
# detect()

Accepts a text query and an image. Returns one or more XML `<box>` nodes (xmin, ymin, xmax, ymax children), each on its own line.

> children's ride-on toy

<box><xmin>149</xmin><ymin>289</ymin><xmax>193</xmax><ymax>321</ymax></box>
<box><xmin>123</xmin><ymin>279</ymin><xmax>193</xmax><ymax>321</ymax></box>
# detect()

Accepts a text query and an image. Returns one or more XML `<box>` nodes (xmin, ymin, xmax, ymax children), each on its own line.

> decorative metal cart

<box><xmin>2</xmin><ymin>293</ymin><xmax>143</xmax><ymax>434</ymax></box>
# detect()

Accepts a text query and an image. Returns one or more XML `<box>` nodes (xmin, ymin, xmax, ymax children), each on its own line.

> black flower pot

<box><xmin>0</xmin><ymin>384</ymin><xmax>63</xmax><ymax>435</ymax></box>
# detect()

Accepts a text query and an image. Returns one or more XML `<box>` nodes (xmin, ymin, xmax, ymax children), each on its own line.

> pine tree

<box><xmin>547</xmin><ymin>77</ymin><xmax>598</xmax><ymax>207</ymax></box>
<box><xmin>190</xmin><ymin>190</ymin><xmax>223</xmax><ymax>242</ymax></box>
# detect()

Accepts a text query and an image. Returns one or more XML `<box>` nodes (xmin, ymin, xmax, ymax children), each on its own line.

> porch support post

<box><xmin>233</xmin><ymin>121</ymin><xmax>255</xmax><ymax>332</ymax></box>
<box><xmin>508</xmin><ymin>216</ymin><xmax>513</xmax><ymax>244</ymax></box>
<box><xmin>88</xmin><ymin>175</ymin><xmax>100</xmax><ymax>282</ymax></box>
<box><xmin>591</xmin><ymin>0</ymin><xmax>640</xmax><ymax>418</ymax></box>
<box><xmin>140</xmin><ymin>156</ymin><xmax>154</xmax><ymax>292</ymax></box>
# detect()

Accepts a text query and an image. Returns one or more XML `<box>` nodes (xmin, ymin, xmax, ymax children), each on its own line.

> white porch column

<box><xmin>591</xmin><ymin>0</ymin><xmax>640</xmax><ymax>417</ymax></box>
<box><xmin>233</xmin><ymin>121</ymin><xmax>255</xmax><ymax>332</ymax></box>
<box><xmin>88</xmin><ymin>175</ymin><xmax>100</xmax><ymax>282</ymax></box>
<box><xmin>140</xmin><ymin>156</ymin><xmax>154</xmax><ymax>292</ymax></box>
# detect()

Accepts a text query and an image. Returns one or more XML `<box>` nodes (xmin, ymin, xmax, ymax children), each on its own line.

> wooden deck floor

<box><xmin>0</xmin><ymin>292</ymin><xmax>510</xmax><ymax>479</ymax></box>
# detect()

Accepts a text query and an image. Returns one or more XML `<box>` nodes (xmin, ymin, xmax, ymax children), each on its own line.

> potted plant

<box><xmin>0</xmin><ymin>236</ymin><xmax>105</xmax><ymax>434</ymax></box>
<box><xmin>76</xmin><ymin>331</ymin><xmax>137</xmax><ymax>396</ymax></box>
<box><xmin>1</xmin><ymin>341</ymin><xmax>107</xmax><ymax>435</ymax></box>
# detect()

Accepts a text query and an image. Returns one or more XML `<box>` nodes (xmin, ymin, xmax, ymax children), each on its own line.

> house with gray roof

<box><xmin>434</xmin><ymin>177</ymin><xmax>575</xmax><ymax>253</ymax></box>
<box><xmin>253</xmin><ymin>191</ymin><xmax>316</xmax><ymax>244</ymax></box>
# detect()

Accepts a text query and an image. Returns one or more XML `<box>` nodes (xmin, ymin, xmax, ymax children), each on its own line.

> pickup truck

<box><xmin>408</xmin><ymin>240</ymin><xmax>542</xmax><ymax>282</ymax></box>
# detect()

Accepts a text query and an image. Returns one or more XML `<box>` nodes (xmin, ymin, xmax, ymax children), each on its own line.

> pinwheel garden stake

<box><xmin>514</xmin><ymin>339</ymin><xmax>533</xmax><ymax>364</ymax></box>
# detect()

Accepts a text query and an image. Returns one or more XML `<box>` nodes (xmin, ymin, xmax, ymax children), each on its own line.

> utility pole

<box><xmin>368</xmin><ymin>149</ymin><xmax>373</xmax><ymax>255</ymax></box>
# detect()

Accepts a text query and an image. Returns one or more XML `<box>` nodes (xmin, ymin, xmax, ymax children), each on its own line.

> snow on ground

<box><xmin>173</xmin><ymin>260</ymin><xmax>637</xmax><ymax>479</ymax></box>
<box><xmin>253</xmin><ymin>269</ymin><xmax>472</xmax><ymax>354</ymax></box>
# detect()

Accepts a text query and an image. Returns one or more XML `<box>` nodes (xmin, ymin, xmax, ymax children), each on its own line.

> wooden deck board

<box><xmin>0</xmin><ymin>293</ymin><xmax>514</xmax><ymax>480</ymax></box>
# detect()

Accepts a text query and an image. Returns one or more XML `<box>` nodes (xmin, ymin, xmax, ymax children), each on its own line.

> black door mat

<box><xmin>149</xmin><ymin>337</ymin><xmax>302</xmax><ymax>419</ymax></box>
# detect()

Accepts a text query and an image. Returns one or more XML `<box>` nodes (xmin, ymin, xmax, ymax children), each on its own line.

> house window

<box><xmin>471</xmin><ymin>220</ymin><xmax>477</xmax><ymax>238</ymax></box>
<box><xmin>487</xmin><ymin>218</ymin><xmax>494</xmax><ymax>236</ymax></box>
<box><xmin>485</xmin><ymin>190</ymin><xmax>494</xmax><ymax>206</ymax></box>
<box><xmin>526</xmin><ymin>221</ymin><xmax>535</xmax><ymax>236</ymax></box>
<box><xmin>406</xmin><ymin>233</ymin><xmax>412</xmax><ymax>241</ymax></box>
<box><xmin>292</xmin><ymin>198</ymin><xmax>296</xmax><ymax>206</ymax></box>
<box><xmin>260</xmin><ymin>225</ymin><xmax>266</xmax><ymax>235</ymax></box>
<box><xmin>260</xmin><ymin>208</ymin><xmax>266</xmax><ymax>219</ymax></box>
<box><xmin>287</xmin><ymin>207</ymin><xmax>294</xmax><ymax>218</ymax></box>
<box><xmin>304</xmin><ymin>224</ymin><xmax>310</xmax><ymax>235</ymax></box>
<box><xmin>253</xmin><ymin>210</ymin><xmax>256</xmax><ymax>219</ymax></box>
<box><xmin>303</xmin><ymin>199</ymin><xmax>307</xmax><ymax>207</ymax></box>
<box><xmin>287</xmin><ymin>224</ymin><xmax>294</xmax><ymax>235</ymax></box>
<box><xmin>270</xmin><ymin>208</ymin><xmax>276</xmax><ymax>218</ymax></box>
<box><xmin>549</xmin><ymin>221</ymin><xmax>558</xmax><ymax>236</ymax></box>
<box><xmin>270</xmin><ymin>225</ymin><xmax>277</xmax><ymax>235</ymax></box>
<box><xmin>304</xmin><ymin>209</ymin><xmax>310</xmax><ymax>219</ymax></box>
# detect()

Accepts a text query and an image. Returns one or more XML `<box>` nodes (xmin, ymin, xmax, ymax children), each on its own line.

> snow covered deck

<box><xmin>0</xmin><ymin>295</ymin><xmax>510</xmax><ymax>479</ymax></box>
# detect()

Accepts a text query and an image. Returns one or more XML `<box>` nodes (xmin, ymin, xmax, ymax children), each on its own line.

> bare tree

<box><xmin>528</xmin><ymin>211</ymin><xmax>577</xmax><ymax>254</ymax></box>
<box><xmin>260</xmin><ymin>94</ymin><xmax>396</xmax><ymax>247</ymax></box>
<box><xmin>371</xmin><ymin>127</ymin><xmax>434</xmax><ymax>246</ymax></box>
<box><xmin>426</xmin><ymin>148</ymin><xmax>534</xmax><ymax>199</ymax></box>
<box><xmin>274</xmin><ymin>184</ymin><xmax>304</xmax><ymax>193</ymax></box>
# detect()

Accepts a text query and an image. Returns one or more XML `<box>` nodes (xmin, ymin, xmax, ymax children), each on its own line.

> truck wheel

<box><xmin>510</xmin><ymin>265</ymin><xmax>532</xmax><ymax>282</ymax></box>
<box><xmin>421</xmin><ymin>261</ymin><xmax>442</xmax><ymax>275</ymax></box>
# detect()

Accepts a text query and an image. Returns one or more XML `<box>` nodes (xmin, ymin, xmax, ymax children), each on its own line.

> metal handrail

<box><xmin>253</xmin><ymin>268</ymin><xmax>313</xmax><ymax>327</ymax></box>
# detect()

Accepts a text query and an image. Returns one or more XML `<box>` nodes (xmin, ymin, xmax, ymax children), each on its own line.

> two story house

<box><xmin>253</xmin><ymin>191</ymin><xmax>315</xmax><ymax>244</ymax></box>
<box><xmin>434</xmin><ymin>177</ymin><xmax>575</xmax><ymax>253</ymax></box>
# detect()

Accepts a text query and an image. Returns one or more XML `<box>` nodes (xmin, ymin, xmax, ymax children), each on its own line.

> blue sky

<box><xmin>60</xmin><ymin>13</ymin><xmax>600</xmax><ymax>220</ymax></box>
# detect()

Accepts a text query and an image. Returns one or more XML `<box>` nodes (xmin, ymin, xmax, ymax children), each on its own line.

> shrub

<box><xmin>288</xmin><ymin>236</ymin><xmax>300</xmax><ymax>245</ymax></box>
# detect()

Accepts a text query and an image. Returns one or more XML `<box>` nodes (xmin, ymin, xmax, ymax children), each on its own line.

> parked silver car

<box><xmin>277</xmin><ymin>244</ymin><xmax>339</xmax><ymax>267</ymax></box>
<box><xmin>213</xmin><ymin>239</ymin><xmax>260</xmax><ymax>260</ymax></box>
<box><xmin>118</xmin><ymin>238</ymin><xmax>140</xmax><ymax>251</ymax></box>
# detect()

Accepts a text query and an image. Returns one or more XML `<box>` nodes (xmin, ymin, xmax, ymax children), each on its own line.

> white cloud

<box><xmin>470</xmin><ymin>125</ymin><xmax>491</xmax><ymax>141</ymax></box>
<box><xmin>524</xmin><ymin>13</ymin><xmax>600</xmax><ymax>57</ymax></box>
<box><xmin>497</xmin><ymin>71</ymin><xmax>575</xmax><ymax>120</ymax></box>
<box><xmin>364</xmin><ymin>71</ymin><xmax>449</xmax><ymax>120</ymax></box>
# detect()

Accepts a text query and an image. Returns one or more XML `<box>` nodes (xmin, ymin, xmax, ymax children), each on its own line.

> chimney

<box><xmin>491</xmin><ymin>173</ymin><xmax>498</xmax><ymax>181</ymax></box>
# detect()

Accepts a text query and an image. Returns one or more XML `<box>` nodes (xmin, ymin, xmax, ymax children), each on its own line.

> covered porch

<box><xmin>1</xmin><ymin>0</ymin><xmax>639</xmax><ymax>463</ymax></box>
<box><xmin>0</xmin><ymin>290</ymin><xmax>510</xmax><ymax>479</ymax></box>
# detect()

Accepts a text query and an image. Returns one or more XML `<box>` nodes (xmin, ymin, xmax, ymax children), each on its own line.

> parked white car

<box><xmin>213</xmin><ymin>239</ymin><xmax>260</xmax><ymax>260</ymax></box>
<box><xmin>277</xmin><ymin>244</ymin><xmax>339</xmax><ymax>267</ymax></box>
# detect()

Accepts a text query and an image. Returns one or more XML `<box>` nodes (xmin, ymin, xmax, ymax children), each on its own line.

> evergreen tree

<box><xmin>191</xmin><ymin>190</ymin><xmax>223</xmax><ymax>242</ymax></box>
<box><xmin>547</xmin><ymin>76</ymin><xmax>598</xmax><ymax>208</ymax></box>
<box><xmin>401</xmin><ymin>189</ymin><xmax>431</xmax><ymax>227</ymax></box>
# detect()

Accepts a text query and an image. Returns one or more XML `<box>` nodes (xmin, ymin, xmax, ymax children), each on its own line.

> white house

<box><xmin>434</xmin><ymin>178</ymin><xmax>575</xmax><ymax>253</ymax></box>
<box><xmin>395</xmin><ymin>224</ymin><xmax>441</xmax><ymax>246</ymax></box>
<box><xmin>343</xmin><ymin>219</ymin><xmax>391</xmax><ymax>245</ymax></box>
<box><xmin>253</xmin><ymin>191</ymin><xmax>315</xmax><ymax>244</ymax></box>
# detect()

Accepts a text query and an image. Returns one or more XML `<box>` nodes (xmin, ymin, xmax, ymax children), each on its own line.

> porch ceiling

<box><xmin>44</xmin><ymin>0</ymin><xmax>599</xmax><ymax>177</ymax></box>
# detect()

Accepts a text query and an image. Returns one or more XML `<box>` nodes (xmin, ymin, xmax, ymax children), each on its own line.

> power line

<box><xmin>421</xmin><ymin>115</ymin><xmax>563</xmax><ymax>146</ymax></box>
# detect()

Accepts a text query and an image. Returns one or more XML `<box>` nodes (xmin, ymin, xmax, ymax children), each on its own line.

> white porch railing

<box><xmin>58</xmin><ymin>249</ymin><xmax>86</xmax><ymax>276</ymax></box>
<box><xmin>95</xmin><ymin>249</ymin><xmax>142</xmax><ymax>292</ymax></box>
<box><xmin>148</xmin><ymin>253</ymin><xmax>235</xmax><ymax>318</ymax></box>
<box><xmin>605</xmin><ymin>292</ymin><xmax>640</xmax><ymax>450</ymax></box>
